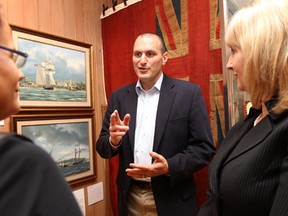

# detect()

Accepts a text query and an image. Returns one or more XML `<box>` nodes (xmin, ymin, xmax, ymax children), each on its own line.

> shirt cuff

<box><xmin>109</xmin><ymin>137</ymin><xmax>122</xmax><ymax>150</ymax></box>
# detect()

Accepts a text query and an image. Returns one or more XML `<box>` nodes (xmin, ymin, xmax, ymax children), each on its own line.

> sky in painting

<box><xmin>21</xmin><ymin>122</ymin><xmax>90</xmax><ymax>162</ymax></box>
<box><xmin>18</xmin><ymin>38</ymin><xmax>86</xmax><ymax>82</ymax></box>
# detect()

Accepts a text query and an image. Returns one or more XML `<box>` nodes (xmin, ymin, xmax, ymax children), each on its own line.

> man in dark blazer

<box><xmin>96</xmin><ymin>33</ymin><xmax>215</xmax><ymax>216</ymax></box>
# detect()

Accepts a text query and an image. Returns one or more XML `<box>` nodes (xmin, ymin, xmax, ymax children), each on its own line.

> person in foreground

<box><xmin>198</xmin><ymin>0</ymin><xmax>288</xmax><ymax>215</ymax></box>
<box><xmin>96</xmin><ymin>32</ymin><xmax>215</xmax><ymax>216</ymax></box>
<box><xmin>0</xmin><ymin>4</ymin><xmax>82</xmax><ymax>216</ymax></box>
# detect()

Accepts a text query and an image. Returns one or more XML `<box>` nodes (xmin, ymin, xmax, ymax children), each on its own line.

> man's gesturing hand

<box><xmin>109</xmin><ymin>110</ymin><xmax>130</xmax><ymax>146</ymax></box>
<box><xmin>126</xmin><ymin>152</ymin><xmax>169</xmax><ymax>178</ymax></box>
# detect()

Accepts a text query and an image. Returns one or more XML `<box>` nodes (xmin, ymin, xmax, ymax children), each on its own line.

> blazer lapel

<box><xmin>222</xmin><ymin>117</ymin><xmax>272</xmax><ymax>166</ymax></box>
<box><xmin>153</xmin><ymin>76</ymin><xmax>176</xmax><ymax>152</ymax></box>
<box><xmin>125</xmin><ymin>84</ymin><xmax>138</xmax><ymax>152</ymax></box>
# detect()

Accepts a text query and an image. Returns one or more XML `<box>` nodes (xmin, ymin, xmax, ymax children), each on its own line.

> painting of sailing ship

<box><xmin>15</xmin><ymin>117</ymin><xmax>95</xmax><ymax>183</ymax></box>
<box><xmin>12</xmin><ymin>26</ymin><xmax>92</xmax><ymax>107</ymax></box>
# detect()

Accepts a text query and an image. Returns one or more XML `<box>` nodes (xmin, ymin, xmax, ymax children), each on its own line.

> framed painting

<box><xmin>11</xmin><ymin>113</ymin><xmax>96</xmax><ymax>183</ymax></box>
<box><xmin>12</xmin><ymin>26</ymin><xmax>93</xmax><ymax>109</ymax></box>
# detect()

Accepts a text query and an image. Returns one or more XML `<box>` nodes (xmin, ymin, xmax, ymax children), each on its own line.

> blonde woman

<box><xmin>198</xmin><ymin>0</ymin><xmax>288</xmax><ymax>215</ymax></box>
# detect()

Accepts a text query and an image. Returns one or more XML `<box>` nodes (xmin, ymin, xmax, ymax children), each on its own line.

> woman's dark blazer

<box><xmin>97</xmin><ymin>74</ymin><xmax>215</xmax><ymax>216</ymax></box>
<box><xmin>198</xmin><ymin>105</ymin><xmax>288</xmax><ymax>216</ymax></box>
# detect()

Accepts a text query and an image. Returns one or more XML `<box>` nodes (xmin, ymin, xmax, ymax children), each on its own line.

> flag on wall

<box><xmin>101</xmin><ymin>0</ymin><xmax>224</xmax><ymax>215</ymax></box>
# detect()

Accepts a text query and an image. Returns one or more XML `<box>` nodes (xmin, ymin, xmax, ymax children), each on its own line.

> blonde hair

<box><xmin>225</xmin><ymin>0</ymin><xmax>288</xmax><ymax>113</ymax></box>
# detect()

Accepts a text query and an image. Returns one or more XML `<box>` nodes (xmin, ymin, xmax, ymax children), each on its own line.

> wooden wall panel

<box><xmin>23</xmin><ymin>0</ymin><xmax>38</xmax><ymax>29</ymax></box>
<box><xmin>37</xmin><ymin>0</ymin><xmax>52</xmax><ymax>32</ymax></box>
<box><xmin>7</xmin><ymin>0</ymin><xmax>24</xmax><ymax>26</ymax></box>
<box><xmin>73</xmin><ymin>0</ymin><xmax>85</xmax><ymax>41</ymax></box>
<box><xmin>51</xmin><ymin>0</ymin><xmax>64</xmax><ymax>36</ymax></box>
<box><xmin>62</xmin><ymin>0</ymin><xmax>76</xmax><ymax>38</ymax></box>
<box><xmin>83</xmin><ymin>0</ymin><xmax>97</xmax><ymax>43</ymax></box>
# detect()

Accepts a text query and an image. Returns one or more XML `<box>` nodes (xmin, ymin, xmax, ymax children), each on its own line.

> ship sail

<box><xmin>35</xmin><ymin>58</ymin><xmax>56</xmax><ymax>90</ymax></box>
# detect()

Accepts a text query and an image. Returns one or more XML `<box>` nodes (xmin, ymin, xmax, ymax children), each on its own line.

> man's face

<box><xmin>132</xmin><ymin>35</ymin><xmax>168</xmax><ymax>90</ymax></box>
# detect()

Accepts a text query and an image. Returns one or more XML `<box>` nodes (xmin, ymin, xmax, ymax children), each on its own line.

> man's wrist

<box><xmin>109</xmin><ymin>137</ymin><xmax>121</xmax><ymax>150</ymax></box>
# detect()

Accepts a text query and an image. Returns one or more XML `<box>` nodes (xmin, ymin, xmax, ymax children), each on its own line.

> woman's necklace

<box><xmin>253</xmin><ymin>113</ymin><xmax>263</xmax><ymax>126</ymax></box>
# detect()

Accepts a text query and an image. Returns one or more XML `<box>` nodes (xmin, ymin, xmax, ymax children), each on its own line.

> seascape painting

<box><xmin>16</xmin><ymin>117</ymin><xmax>95</xmax><ymax>183</ymax></box>
<box><xmin>12</xmin><ymin>27</ymin><xmax>92</xmax><ymax>107</ymax></box>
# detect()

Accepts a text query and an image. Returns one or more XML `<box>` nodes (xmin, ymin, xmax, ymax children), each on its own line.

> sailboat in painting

<box><xmin>35</xmin><ymin>58</ymin><xmax>56</xmax><ymax>90</ymax></box>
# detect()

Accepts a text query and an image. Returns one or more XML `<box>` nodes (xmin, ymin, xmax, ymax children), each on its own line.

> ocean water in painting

<box><xmin>60</xmin><ymin>161</ymin><xmax>90</xmax><ymax>177</ymax></box>
<box><xmin>20</xmin><ymin>87</ymin><xmax>86</xmax><ymax>101</ymax></box>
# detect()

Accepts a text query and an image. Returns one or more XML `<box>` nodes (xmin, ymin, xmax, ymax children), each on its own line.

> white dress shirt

<box><xmin>134</xmin><ymin>73</ymin><xmax>163</xmax><ymax>170</ymax></box>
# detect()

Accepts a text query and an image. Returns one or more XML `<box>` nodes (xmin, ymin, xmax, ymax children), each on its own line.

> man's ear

<box><xmin>162</xmin><ymin>51</ymin><xmax>168</xmax><ymax>65</ymax></box>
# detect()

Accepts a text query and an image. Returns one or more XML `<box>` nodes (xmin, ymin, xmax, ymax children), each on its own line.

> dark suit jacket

<box><xmin>198</xmin><ymin>102</ymin><xmax>288</xmax><ymax>216</ymax></box>
<box><xmin>97</xmin><ymin>74</ymin><xmax>215</xmax><ymax>216</ymax></box>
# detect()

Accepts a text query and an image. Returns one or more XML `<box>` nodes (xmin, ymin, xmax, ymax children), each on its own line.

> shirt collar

<box><xmin>136</xmin><ymin>73</ymin><xmax>163</xmax><ymax>95</ymax></box>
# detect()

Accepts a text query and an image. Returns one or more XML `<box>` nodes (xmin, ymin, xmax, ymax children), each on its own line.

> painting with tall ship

<box><xmin>12</xmin><ymin>26</ymin><xmax>92</xmax><ymax>108</ymax></box>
